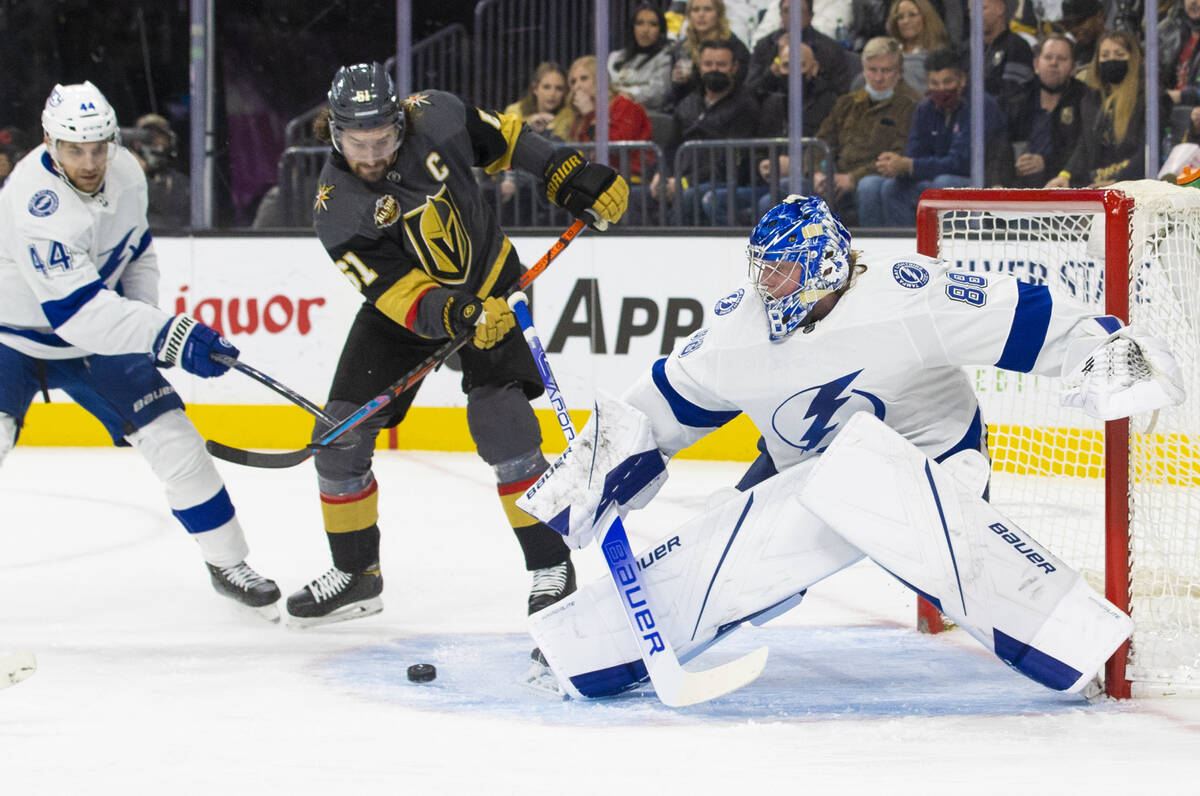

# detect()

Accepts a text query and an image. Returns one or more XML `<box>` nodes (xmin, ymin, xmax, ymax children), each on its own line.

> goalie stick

<box><xmin>508</xmin><ymin>291</ymin><xmax>768</xmax><ymax>707</ymax></box>
<box><xmin>1</xmin><ymin>649</ymin><xmax>36</xmax><ymax>690</ymax></box>
<box><xmin>205</xmin><ymin>218</ymin><xmax>588</xmax><ymax>469</ymax></box>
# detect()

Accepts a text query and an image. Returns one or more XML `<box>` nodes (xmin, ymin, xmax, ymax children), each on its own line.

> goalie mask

<box><xmin>327</xmin><ymin>62</ymin><xmax>404</xmax><ymax>160</ymax></box>
<box><xmin>748</xmin><ymin>195</ymin><xmax>851</xmax><ymax>341</ymax></box>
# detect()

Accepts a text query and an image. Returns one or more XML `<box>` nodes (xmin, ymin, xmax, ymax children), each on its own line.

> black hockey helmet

<box><xmin>327</xmin><ymin>62</ymin><xmax>404</xmax><ymax>154</ymax></box>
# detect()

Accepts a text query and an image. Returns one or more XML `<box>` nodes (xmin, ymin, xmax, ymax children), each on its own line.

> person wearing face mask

<box><xmin>857</xmin><ymin>47</ymin><xmax>1010</xmax><ymax>226</ymax></box>
<box><xmin>813</xmin><ymin>37</ymin><xmax>921</xmax><ymax>224</ymax></box>
<box><xmin>651</xmin><ymin>39</ymin><xmax>759</xmax><ymax>224</ymax></box>
<box><xmin>1007</xmin><ymin>35</ymin><xmax>1099</xmax><ymax>188</ymax></box>
<box><xmin>1046</xmin><ymin>31</ymin><xmax>1170</xmax><ymax>188</ymax></box>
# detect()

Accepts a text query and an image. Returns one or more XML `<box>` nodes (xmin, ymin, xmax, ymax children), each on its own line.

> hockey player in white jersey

<box><xmin>0</xmin><ymin>82</ymin><xmax>281</xmax><ymax>620</ymax></box>
<box><xmin>519</xmin><ymin>195</ymin><xmax>1185</xmax><ymax>701</ymax></box>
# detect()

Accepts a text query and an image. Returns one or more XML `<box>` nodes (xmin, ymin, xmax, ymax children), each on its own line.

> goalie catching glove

<box><xmin>1061</xmin><ymin>324</ymin><xmax>1185</xmax><ymax>420</ymax></box>
<box><xmin>518</xmin><ymin>393</ymin><xmax>668</xmax><ymax>549</ymax></box>
<box><xmin>542</xmin><ymin>150</ymin><xmax>629</xmax><ymax>229</ymax></box>
<box><xmin>443</xmin><ymin>292</ymin><xmax>516</xmax><ymax>350</ymax></box>
<box><xmin>153</xmin><ymin>314</ymin><xmax>239</xmax><ymax>378</ymax></box>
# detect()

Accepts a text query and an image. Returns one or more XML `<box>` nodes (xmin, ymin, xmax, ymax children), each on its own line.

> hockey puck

<box><xmin>407</xmin><ymin>663</ymin><xmax>436</xmax><ymax>683</ymax></box>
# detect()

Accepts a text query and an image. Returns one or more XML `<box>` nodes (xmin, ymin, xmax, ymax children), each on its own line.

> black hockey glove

<box><xmin>443</xmin><ymin>292</ymin><xmax>516</xmax><ymax>350</ymax></box>
<box><xmin>542</xmin><ymin>150</ymin><xmax>629</xmax><ymax>229</ymax></box>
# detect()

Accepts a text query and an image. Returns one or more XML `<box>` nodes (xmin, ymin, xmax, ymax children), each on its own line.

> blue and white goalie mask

<box><xmin>747</xmin><ymin>195</ymin><xmax>851</xmax><ymax>341</ymax></box>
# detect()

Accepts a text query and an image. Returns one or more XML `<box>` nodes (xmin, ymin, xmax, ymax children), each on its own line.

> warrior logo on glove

<box><xmin>542</xmin><ymin>150</ymin><xmax>629</xmax><ymax>229</ymax></box>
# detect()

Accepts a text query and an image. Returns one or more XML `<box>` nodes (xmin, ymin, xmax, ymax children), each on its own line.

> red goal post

<box><xmin>914</xmin><ymin>185</ymin><xmax>1200</xmax><ymax>699</ymax></box>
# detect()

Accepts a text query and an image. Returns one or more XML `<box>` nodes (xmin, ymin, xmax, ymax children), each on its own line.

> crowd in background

<box><xmin>3</xmin><ymin>0</ymin><xmax>1200</xmax><ymax>229</ymax></box>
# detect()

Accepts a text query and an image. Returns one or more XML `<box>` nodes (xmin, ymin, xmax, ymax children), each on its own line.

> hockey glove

<box><xmin>153</xmin><ymin>315</ymin><xmax>239</xmax><ymax>378</ymax></box>
<box><xmin>443</xmin><ymin>292</ymin><xmax>517</xmax><ymax>350</ymax></box>
<box><xmin>542</xmin><ymin>150</ymin><xmax>629</xmax><ymax>229</ymax></box>
<box><xmin>518</xmin><ymin>393</ymin><xmax>669</xmax><ymax>549</ymax></box>
<box><xmin>1061</xmin><ymin>325</ymin><xmax>1185</xmax><ymax>420</ymax></box>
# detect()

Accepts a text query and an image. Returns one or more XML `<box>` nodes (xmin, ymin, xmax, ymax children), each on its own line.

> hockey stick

<box><xmin>0</xmin><ymin>649</ymin><xmax>36</xmax><ymax>690</ymax></box>
<box><xmin>508</xmin><ymin>292</ymin><xmax>768</xmax><ymax>707</ymax></box>
<box><xmin>206</xmin><ymin>218</ymin><xmax>588</xmax><ymax>469</ymax></box>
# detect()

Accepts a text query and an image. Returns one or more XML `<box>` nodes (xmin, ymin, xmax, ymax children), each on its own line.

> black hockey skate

<box><xmin>206</xmin><ymin>561</ymin><xmax>282</xmax><ymax>622</ymax></box>
<box><xmin>286</xmin><ymin>564</ymin><xmax>383</xmax><ymax>627</ymax></box>
<box><xmin>528</xmin><ymin>559</ymin><xmax>576</xmax><ymax>615</ymax></box>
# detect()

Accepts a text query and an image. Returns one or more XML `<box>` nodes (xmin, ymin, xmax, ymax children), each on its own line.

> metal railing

<box><xmin>276</xmin><ymin>145</ymin><xmax>331</xmax><ymax>227</ymax></box>
<box><xmin>670</xmin><ymin>137</ymin><xmax>834</xmax><ymax>227</ymax></box>
<box><xmin>386</xmin><ymin>22</ymin><xmax>471</xmax><ymax>98</ymax></box>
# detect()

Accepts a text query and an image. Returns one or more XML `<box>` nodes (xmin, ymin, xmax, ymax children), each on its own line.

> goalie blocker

<box><xmin>524</xmin><ymin>404</ymin><xmax>1131</xmax><ymax>698</ymax></box>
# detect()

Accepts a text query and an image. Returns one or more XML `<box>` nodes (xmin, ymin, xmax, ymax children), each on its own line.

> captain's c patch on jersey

<box><xmin>402</xmin><ymin>184</ymin><xmax>472</xmax><ymax>283</ymax></box>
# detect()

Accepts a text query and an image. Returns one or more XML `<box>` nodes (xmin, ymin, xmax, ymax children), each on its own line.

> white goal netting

<box><xmin>925</xmin><ymin>182</ymin><xmax>1200</xmax><ymax>695</ymax></box>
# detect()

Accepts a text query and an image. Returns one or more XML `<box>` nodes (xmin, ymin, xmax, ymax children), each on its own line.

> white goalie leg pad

<box><xmin>125</xmin><ymin>409</ymin><xmax>249</xmax><ymax>566</ymax></box>
<box><xmin>0</xmin><ymin>413</ymin><xmax>16</xmax><ymax>465</ymax></box>
<box><xmin>799</xmin><ymin>412</ymin><xmax>1133</xmax><ymax>693</ymax></box>
<box><xmin>530</xmin><ymin>460</ymin><xmax>864</xmax><ymax>699</ymax></box>
<box><xmin>518</xmin><ymin>392</ymin><xmax>669</xmax><ymax>549</ymax></box>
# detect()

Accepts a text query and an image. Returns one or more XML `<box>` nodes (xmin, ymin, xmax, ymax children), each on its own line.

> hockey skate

<box><xmin>206</xmin><ymin>561</ymin><xmax>282</xmax><ymax>622</ymax></box>
<box><xmin>528</xmin><ymin>559</ymin><xmax>576</xmax><ymax>615</ymax></box>
<box><xmin>286</xmin><ymin>564</ymin><xmax>383</xmax><ymax>628</ymax></box>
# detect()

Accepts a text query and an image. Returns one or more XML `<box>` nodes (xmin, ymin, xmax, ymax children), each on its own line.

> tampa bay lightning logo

<box><xmin>680</xmin><ymin>328</ymin><xmax>708</xmax><ymax>357</ymax></box>
<box><xmin>714</xmin><ymin>288</ymin><xmax>744</xmax><ymax>316</ymax></box>
<box><xmin>892</xmin><ymin>261</ymin><xmax>929</xmax><ymax>289</ymax></box>
<box><xmin>772</xmin><ymin>370</ymin><xmax>885</xmax><ymax>452</ymax></box>
<box><xmin>28</xmin><ymin>190</ymin><xmax>59</xmax><ymax>217</ymax></box>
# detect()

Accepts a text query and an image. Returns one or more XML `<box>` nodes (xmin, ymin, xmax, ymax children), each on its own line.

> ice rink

<box><xmin>3</xmin><ymin>446</ymin><xmax>1199</xmax><ymax>794</ymax></box>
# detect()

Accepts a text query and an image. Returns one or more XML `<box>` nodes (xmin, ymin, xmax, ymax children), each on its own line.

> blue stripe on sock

<box><xmin>172</xmin><ymin>487</ymin><xmax>236</xmax><ymax>534</ymax></box>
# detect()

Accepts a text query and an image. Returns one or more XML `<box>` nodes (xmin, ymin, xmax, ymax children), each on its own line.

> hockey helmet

<box><xmin>42</xmin><ymin>81</ymin><xmax>119</xmax><ymax>144</ymax></box>
<box><xmin>327</xmin><ymin>62</ymin><xmax>404</xmax><ymax>158</ymax></box>
<box><xmin>747</xmin><ymin>195</ymin><xmax>851</xmax><ymax>341</ymax></box>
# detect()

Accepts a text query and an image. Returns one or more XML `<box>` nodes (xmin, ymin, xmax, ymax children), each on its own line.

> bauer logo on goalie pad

<box><xmin>714</xmin><ymin>289</ymin><xmax>744</xmax><ymax>316</ymax></box>
<box><xmin>892</xmin><ymin>261</ymin><xmax>928</xmax><ymax>289</ymax></box>
<box><xmin>989</xmin><ymin>521</ymin><xmax>1057</xmax><ymax>573</ymax></box>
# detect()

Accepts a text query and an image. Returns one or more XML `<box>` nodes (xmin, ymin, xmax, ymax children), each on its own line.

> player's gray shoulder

<box><xmin>402</xmin><ymin>90</ymin><xmax>467</xmax><ymax>146</ymax></box>
<box><xmin>311</xmin><ymin>157</ymin><xmax>381</xmax><ymax>249</ymax></box>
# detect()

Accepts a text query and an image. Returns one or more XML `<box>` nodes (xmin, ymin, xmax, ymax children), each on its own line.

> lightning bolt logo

<box><xmin>773</xmin><ymin>369</ymin><xmax>884</xmax><ymax>452</ymax></box>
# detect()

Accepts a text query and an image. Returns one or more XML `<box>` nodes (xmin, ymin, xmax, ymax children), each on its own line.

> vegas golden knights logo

<box><xmin>401</xmin><ymin>184</ymin><xmax>472</xmax><ymax>282</ymax></box>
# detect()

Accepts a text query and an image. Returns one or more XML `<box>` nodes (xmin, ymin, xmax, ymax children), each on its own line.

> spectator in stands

<box><xmin>498</xmin><ymin>63</ymin><xmax>571</xmax><ymax>210</ymax></box>
<box><xmin>0</xmin><ymin>127</ymin><xmax>30</xmax><ymax>189</ymax></box>
<box><xmin>886</xmin><ymin>0</ymin><xmax>951</xmax><ymax>94</ymax></box>
<box><xmin>1047</xmin><ymin>30</ymin><xmax>1166</xmax><ymax>187</ymax></box>
<box><xmin>857</xmin><ymin>48</ymin><xmax>1010</xmax><ymax>226</ymax></box>
<box><xmin>1008</xmin><ymin>35</ymin><xmax>1099</xmax><ymax>188</ymax></box>
<box><xmin>609</xmin><ymin>4</ymin><xmax>675</xmax><ymax>112</ymax></box>
<box><xmin>564</xmin><ymin>55</ymin><xmax>655</xmax><ymax>183</ymax></box>
<box><xmin>666</xmin><ymin>0</ymin><xmax>752</xmax><ymax>108</ymax></box>
<box><xmin>1059</xmin><ymin>0</ymin><xmax>1106</xmax><ymax>72</ymax></box>
<box><xmin>126</xmin><ymin>113</ymin><xmax>190</xmax><ymax>230</ymax></box>
<box><xmin>1159</xmin><ymin>0</ymin><xmax>1200</xmax><ymax>108</ymax></box>
<box><xmin>811</xmin><ymin>36</ymin><xmax>921</xmax><ymax>224</ymax></box>
<box><xmin>651</xmin><ymin>38</ymin><xmax>760</xmax><ymax>224</ymax></box>
<box><xmin>851</xmin><ymin>0</ymin><xmax>892</xmax><ymax>51</ymax></box>
<box><xmin>982</xmin><ymin>0</ymin><xmax>1035</xmax><ymax>109</ymax></box>
<box><xmin>704</xmin><ymin>38</ymin><xmax>838</xmax><ymax>224</ymax></box>
<box><xmin>747</xmin><ymin>0</ymin><xmax>856</xmax><ymax>101</ymax></box>
<box><xmin>504</xmin><ymin>62</ymin><xmax>571</xmax><ymax>139</ymax></box>
<box><xmin>751</xmin><ymin>0</ymin><xmax>854</xmax><ymax>42</ymax></box>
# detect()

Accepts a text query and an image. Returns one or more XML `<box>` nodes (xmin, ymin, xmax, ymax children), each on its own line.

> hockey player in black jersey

<box><xmin>286</xmin><ymin>62</ymin><xmax>628</xmax><ymax>625</ymax></box>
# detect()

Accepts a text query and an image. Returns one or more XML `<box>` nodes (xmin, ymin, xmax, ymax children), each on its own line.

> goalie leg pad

<box><xmin>529</xmin><ymin>460</ymin><xmax>863</xmax><ymax>699</ymax></box>
<box><xmin>799</xmin><ymin>412</ymin><xmax>1133</xmax><ymax>693</ymax></box>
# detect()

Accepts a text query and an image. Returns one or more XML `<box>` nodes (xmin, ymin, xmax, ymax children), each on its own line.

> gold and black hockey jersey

<box><xmin>312</xmin><ymin>90</ymin><xmax>553</xmax><ymax>339</ymax></box>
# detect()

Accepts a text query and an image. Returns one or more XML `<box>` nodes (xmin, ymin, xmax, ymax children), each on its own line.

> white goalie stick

<box><xmin>1</xmin><ymin>649</ymin><xmax>36</xmax><ymax>690</ymax></box>
<box><xmin>508</xmin><ymin>292</ymin><xmax>768</xmax><ymax>707</ymax></box>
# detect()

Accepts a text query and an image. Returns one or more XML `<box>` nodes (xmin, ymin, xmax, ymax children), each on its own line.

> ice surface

<box><xmin>2</xmin><ymin>448</ymin><xmax>1198</xmax><ymax>793</ymax></box>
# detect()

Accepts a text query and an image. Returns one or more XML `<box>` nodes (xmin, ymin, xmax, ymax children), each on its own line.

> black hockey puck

<box><xmin>407</xmin><ymin>663</ymin><xmax>436</xmax><ymax>682</ymax></box>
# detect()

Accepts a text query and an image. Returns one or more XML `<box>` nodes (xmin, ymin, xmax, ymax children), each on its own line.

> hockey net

<box><xmin>915</xmin><ymin>183</ymin><xmax>1200</xmax><ymax>698</ymax></box>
